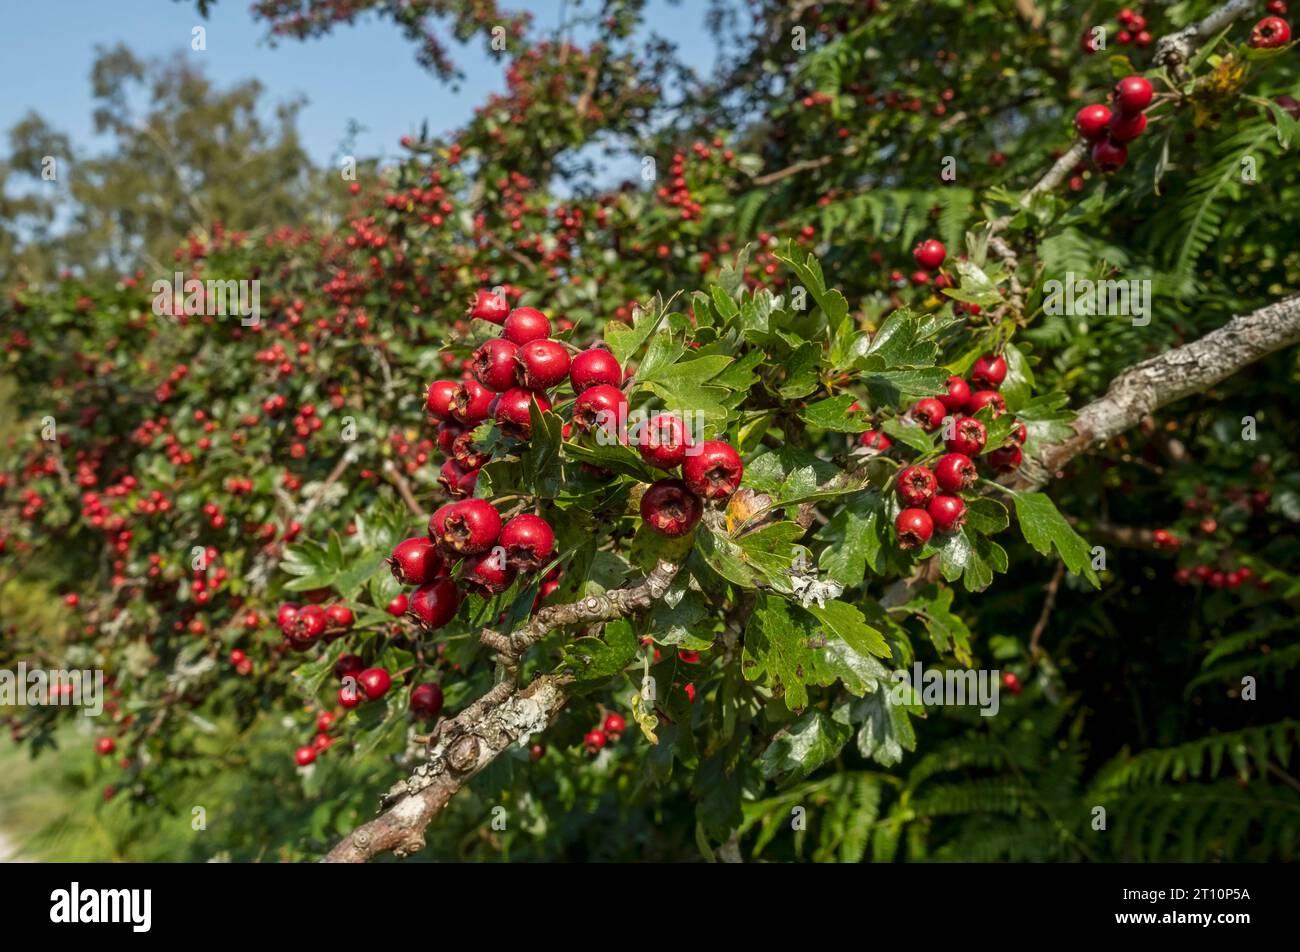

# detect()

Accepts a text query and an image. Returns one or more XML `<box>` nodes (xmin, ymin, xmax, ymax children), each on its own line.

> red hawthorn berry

<box><xmin>938</xmin><ymin>375</ymin><xmax>971</xmax><ymax>412</ymax></box>
<box><xmin>1091</xmin><ymin>139</ymin><xmax>1128</xmax><ymax>173</ymax></box>
<box><xmin>410</xmin><ymin>683</ymin><xmax>444</xmax><ymax>720</ymax></box>
<box><xmin>284</xmin><ymin>604</ymin><xmax>327</xmax><ymax>643</ymax></box>
<box><xmin>314</xmin><ymin>733</ymin><xmax>332</xmax><ymax>752</ymax></box>
<box><xmin>96</xmin><ymin>736</ymin><xmax>116</xmax><ymax>756</ymax></box>
<box><xmin>640</xmin><ymin>479</ymin><xmax>704</xmax><ymax>537</ymax></box>
<box><xmin>927</xmin><ymin>494</ymin><xmax>967</xmax><ymax>533</ymax></box>
<box><xmin>1109</xmin><ymin>110</ymin><xmax>1147</xmax><ymax>144</ymax></box>
<box><xmin>1112</xmin><ymin>76</ymin><xmax>1153</xmax><ymax>114</ymax></box>
<box><xmin>966</xmin><ymin>390</ymin><xmax>1006</xmax><ymax>417</ymax></box>
<box><xmin>1009</xmin><ymin>420</ymin><xmax>1027</xmax><ymax>445</ymax></box>
<box><xmin>572</xmin><ymin>384</ymin><xmax>628</xmax><ymax>436</ymax></box>
<box><xmin>985</xmin><ymin>445</ymin><xmax>1023</xmax><ymax>473</ymax></box>
<box><xmin>935</xmin><ymin>452</ymin><xmax>977</xmax><ymax>492</ymax></box>
<box><xmin>334</xmin><ymin>653</ymin><xmax>365</xmax><ymax>680</ymax></box>
<box><xmin>472</xmin><ymin>338</ymin><xmax>520</xmax><ymax>393</ymax></box>
<box><xmin>295</xmin><ymin>745</ymin><xmax>317</xmax><ymax>766</ymax></box>
<box><xmin>859</xmin><ymin>429</ymin><xmax>892</xmax><ymax>451</ymax></box>
<box><xmin>407</xmin><ymin>577</ymin><xmax>462</xmax><ymax>630</ymax></box>
<box><xmin>945</xmin><ymin>417</ymin><xmax>987</xmax><ymax>455</ymax></box>
<box><xmin>338</xmin><ymin>683</ymin><xmax>362</xmax><ymax>709</ymax></box>
<box><xmin>895</xmin><ymin>508</ymin><xmax>934</xmax><ymax>549</ymax></box>
<box><xmin>468</xmin><ymin>289</ymin><xmax>509</xmax><ymax>324</ymax></box>
<box><xmin>515</xmin><ymin>338</ymin><xmax>571</xmax><ymax>390</ymax></box>
<box><xmin>896</xmin><ymin>465</ymin><xmax>938</xmax><ymax>507</ymax></box>
<box><xmin>357</xmin><ymin>668</ymin><xmax>392</xmax><ymax>701</ymax></box>
<box><xmin>1250</xmin><ymin>16</ymin><xmax>1291</xmax><ymax>48</ymax></box>
<box><xmin>438</xmin><ymin>458</ymin><xmax>479</xmax><ymax>498</ymax></box>
<box><xmin>1002</xmin><ymin>672</ymin><xmax>1022</xmax><ymax>695</ymax></box>
<box><xmin>494</xmin><ymin>387</ymin><xmax>552</xmax><ymax>439</ymax></box>
<box><xmin>584</xmin><ymin>729</ymin><xmax>608</xmax><ymax>753</ymax></box>
<box><xmin>426</xmin><ymin>379</ymin><xmax>458</xmax><ymax>420</ymax></box>
<box><xmin>682</xmin><ymin>440</ymin><xmax>744</xmax><ymax>500</ymax></box>
<box><xmin>603</xmin><ymin>713</ymin><xmax>626</xmax><ymax>738</ymax></box>
<box><xmin>277</xmin><ymin>603</ymin><xmax>300</xmax><ymax>628</ymax></box>
<box><xmin>1074</xmin><ymin>103</ymin><xmax>1113</xmax><ymax>141</ymax></box>
<box><xmin>386</xmin><ymin>592</ymin><xmax>410</xmax><ymax>617</ymax></box>
<box><xmin>499</xmin><ymin>513</ymin><xmax>556</xmax><ymax>570</ymax></box>
<box><xmin>970</xmin><ymin>354</ymin><xmax>1007</xmax><ymax>389</ymax></box>
<box><xmin>450</xmin><ymin>379</ymin><xmax>494</xmax><ymax>424</ymax></box>
<box><xmin>230</xmin><ymin>648</ymin><xmax>247</xmax><ymax>665</ymax></box>
<box><xmin>458</xmin><ymin>549</ymin><xmax>517</xmax><ymax>596</ymax></box>
<box><xmin>431</xmin><ymin>499</ymin><xmax>502</xmax><ymax>555</ymax></box>
<box><xmin>530</xmin><ymin>743</ymin><xmax>546</xmax><ymax>762</ymax></box>
<box><xmin>316</xmin><ymin>712</ymin><xmax>336</xmax><ymax>733</ymax></box>
<box><xmin>569</xmin><ymin>348</ymin><xmax>622</xmax><ymax>391</ymax></box>
<box><xmin>325</xmin><ymin>604</ymin><xmax>354</xmax><ymax>630</ymax></box>
<box><xmin>502</xmin><ymin>307</ymin><xmax>551</xmax><ymax>344</ymax></box>
<box><xmin>637</xmin><ymin>413</ymin><xmax>692</xmax><ymax>470</ymax></box>
<box><xmin>912</xmin><ymin>397</ymin><xmax>947</xmax><ymax>431</ymax></box>
<box><xmin>389</xmin><ymin>537</ymin><xmax>443</xmax><ymax>586</ymax></box>
<box><xmin>912</xmin><ymin>239</ymin><xmax>946</xmax><ymax>270</ymax></box>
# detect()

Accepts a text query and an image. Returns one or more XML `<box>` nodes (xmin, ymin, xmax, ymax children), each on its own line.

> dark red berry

<box><xmin>927</xmin><ymin>494</ymin><xmax>966</xmax><ymax>533</ymax></box>
<box><xmin>357</xmin><ymin>668</ymin><xmax>392</xmax><ymax>700</ymax></box>
<box><xmin>896</xmin><ymin>465</ymin><xmax>937</xmax><ymax>507</ymax></box>
<box><xmin>388</xmin><ymin>536</ymin><xmax>444</xmax><ymax>586</ymax></box>
<box><xmin>859</xmin><ymin>429</ymin><xmax>892</xmax><ymax>450</ymax></box>
<box><xmin>584</xmin><ymin>729</ymin><xmax>608</xmax><ymax>753</ymax></box>
<box><xmin>1108</xmin><ymin>110</ymin><xmax>1147</xmax><ymax>143</ymax></box>
<box><xmin>407</xmin><ymin>577</ymin><xmax>461</xmax><ymax>630</ymax></box>
<box><xmin>938</xmin><ymin>375</ymin><xmax>971</xmax><ymax>412</ymax></box>
<box><xmin>1074</xmin><ymin>103</ymin><xmax>1113</xmax><ymax>140</ymax></box>
<box><xmin>1112</xmin><ymin>75</ymin><xmax>1153</xmax><ymax>114</ymax></box>
<box><xmin>386</xmin><ymin>593</ymin><xmax>409</xmax><ymax>617</ymax></box>
<box><xmin>426</xmin><ymin>380</ymin><xmax>458</xmax><ymax>420</ymax></box>
<box><xmin>430</xmin><ymin>499</ymin><xmax>502</xmax><ymax>555</ymax></box>
<box><xmin>502</xmin><ymin>307</ymin><xmax>550</xmax><ymax>344</ymax></box>
<box><xmin>438</xmin><ymin>458</ymin><xmax>479</xmax><ymax>498</ymax></box>
<box><xmin>570</xmin><ymin>348</ymin><xmax>622</xmax><ymax>391</ymax></box>
<box><xmin>912</xmin><ymin>398</ymin><xmax>947</xmax><ymax>431</ymax></box>
<box><xmin>284</xmin><ymin>604</ymin><xmax>327</xmax><ymax>643</ymax></box>
<box><xmin>325</xmin><ymin>604</ymin><xmax>354</xmax><ymax>629</ymax></box>
<box><xmin>912</xmin><ymin>239</ymin><xmax>946</xmax><ymax>270</ymax></box>
<box><xmin>935</xmin><ymin>452</ymin><xmax>977</xmax><ymax>492</ymax></box>
<box><xmin>637</xmin><ymin>413</ymin><xmax>692</xmax><ymax>470</ymax></box>
<box><xmin>970</xmin><ymin>354</ymin><xmax>1007</xmax><ymax>389</ymax></box>
<box><xmin>515</xmin><ymin>338</ymin><xmax>571</xmax><ymax>390</ymax></box>
<box><xmin>966</xmin><ymin>390</ymin><xmax>1006</xmax><ymax>417</ymax></box>
<box><xmin>450</xmin><ymin>379</ymin><xmax>494</xmax><ymax>424</ymax></box>
<box><xmin>499</xmin><ymin>513</ymin><xmax>556</xmax><ymax>570</ymax></box>
<box><xmin>895</xmin><ymin>508</ymin><xmax>934</xmax><ymax>550</ymax></box>
<box><xmin>1250</xmin><ymin>16</ymin><xmax>1291</xmax><ymax>48</ymax></box>
<box><xmin>1091</xmin><ymin>138</ymin><xmax>1128</xmax><ymax>173</ymax></box>
<box><xmin>459</xmin><ymin>549</ymin><xmax>517</xmax><ymax>596</ymax></box>
<box><xmin>494</xmin><ymin>387</ymin><xmax>552</xmax><ymax>439</ymax></box>
<box><xmin>572</xmin><ymin>384</ymin><xmax>627</xmax><ymax>434</ymax></box>
<box><xmin>682</xmin><ymin>440</ymin><xmax>743</xmax><ymax>500</ymax></box>
<box><xmin>467</xmin><ymin>289</ymin><xmax>509</xmax><ymax>324</ymax></box>
<box><xmin>334</xmin><ymin>653</ymin><xmax>365</xmax><ymax>680</ymax></box>
<box><xmin>985</xmin><ymin>445</ymin><xmax>1023</xmax><ymax>473</ymax></box>
<box><xmin>295</xmin><ymin>745</ymin><xmax>317</xmax><ymax>766</ymax></box>
<box><xmin>410</xmin><ymin>683</ymin><xmax>444</xmax><ymax>720</ymax></box>
<box><xmin>945</xmin><ymin>416</ymin><xmax>987</xmax><ymax>455</ymax></box>
<box><xmin>472</xmin><ymin>338</ymin><xmax>520</xmax><ymax>392</ymax></box>
<box><xmin>640</xmin><ymin>479</ymin><xmax>704</xmax><ymax>537</ymax></box>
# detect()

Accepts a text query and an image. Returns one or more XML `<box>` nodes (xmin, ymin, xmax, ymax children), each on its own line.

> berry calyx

<box><xmin>472</xmin><ymin>338</ymin><xmax>520</xmax><ymax>393</ymax></box>
<box><xmin>1112</xmin><ymin>75</ymin><xmax>1153</xmax><ymax>114</ymax></box>
<box><xmin>912</xmin><ymin>239</ymin><xmax>946</xmax><ymax>270</ymax></box>
<box><xmin>499</xmin><ymin>513</ymin><xmax>556</xmax><ymax>570</ymax></box>
<box><xmin>638</xmin><ymin>413</ymin><xmax>692</xmax><ymax>470</ymax></box>
<box><xmin>494</xmin><ymin>387</ymin><xmax>552</xmax><ymax>439</ymax></box>
<box><xmin>970</xmin><ymin>353</ymin><xmax>1007</xmax><ymax>389</ymax></box>
<box><xmin>502</xmin><ymin>306</ymin><xmax>551</xmax><ymax>344</ymax></box>
<box><xmin>938</xmin><ymin>375</ymin><xmax>971</xmax><ymax>412</ymax></box>
<box><xmin>515</xmin><ymin>338</ymin><xmax>571</xmax><ymax>391</ymax></box>
<box><xmin>1074</xmin><ymin>103</ymin><xmax>1113</xmax><ymax>141</ymax></box>
<box><xmin>895</xmin><ymin>508</ymin><xmax>934</xmax><ymax>550</ymax></box>
<box><xmin>569</xmin><ymin>348</ymin><xmax>622</xmax><ymax>391</ymax></box>
<box><xmin>945</xmin><ymin>416</ymin><xmax>988</xmax><ymax>455</ymax></box>
<box><xmin>410</xmin><ymin>683</ymin><xmax>444</xmax><ymax>720</ymax></box>
<box><xmin>407</xmin><ymin>577</ymin><xmax>462</xmax><ymax>630</ymax></box>
<box><xmin>912</xmin><ymin>397</ymin><xmax>947</xmax><ymax>431</ymax></box>
<box><xmin>430</xmin><ymin>499</ymin><xmax>502</xmax><ymax>555</ymax></box>
<box><xmin>388</xmin><ymin>536</ymin><xmax>444</xmax><ymax>586</ymax></box>
<box><xmin>935</xmin><ymin>452</ymin><xmax>977</xmax><ymax>492</ymax></box>
<box><xmin>927</xmin><ymin>494</ymin><xmax>967</xmax><ymax>533</ymax></box>
<box><xmin>357</xmin><ymin>667</ymin><xmax>392</xmax><ymax>701</ymax></box>
<box><xmin>640</xmin><ymin>479</ymin><xmax>704</xmax><ymax>537</ymax></box>
<box><xmin>682</xmin><ymin>440</ymin><xmax>744</xmax><ymax>500</ymax></box>
<box><xmin>896</xmin><ymin>465</ymin><xmax>938</xmax><ymax>507</ymax></box>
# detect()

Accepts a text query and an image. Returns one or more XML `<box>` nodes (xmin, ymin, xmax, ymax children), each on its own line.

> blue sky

<box><xmin>0</xmin><ymin>0</ymin><xmax>720</xmax><ymax>169</ymax></box>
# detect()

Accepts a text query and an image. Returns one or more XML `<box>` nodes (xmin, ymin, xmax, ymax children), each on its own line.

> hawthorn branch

<box><xmin>324</xmin><ymin>560</ymin><xmax>680</xmax><ymax>863</ymax></box>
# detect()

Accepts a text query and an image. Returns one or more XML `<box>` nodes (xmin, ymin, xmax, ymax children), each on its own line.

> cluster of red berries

<box><xmin>275</xmin><ymin>600</ymin><xmax>354</xmax><ymax>652</ymax></box>
<box><xmin>1075</xmin><ymin>75</ymin><xmax>1153</xmax><ymax>174</ymax></box>
<box><xmin>583</xmin><ymin>712</ymin><xmax>626</xmax><ymax>754</ymax></box>
<box><xmin>862</xmin><ymin>354</ymin><xmax>1026</xmax><ymax>550</ymax></box>
<box><xmin>635</xmin><ymin>421</ymin><xmax>745</xmax><ymax>537</ymax></box>
<box><xmin>293</xmin><ymin>710</ymin><xmax>338</xmax><ymax>767</ymax></box>
<box><xmin>1173</xmin><ymin>564</ymin><xmax>1264</xmax><ymax>591</ymax></box>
